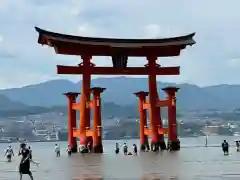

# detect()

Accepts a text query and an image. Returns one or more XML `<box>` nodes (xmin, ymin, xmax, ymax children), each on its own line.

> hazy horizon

<box><xmin>0</xmin><ymin>76</ymin><xmax>239</xmax><ymax>90</ymax></box>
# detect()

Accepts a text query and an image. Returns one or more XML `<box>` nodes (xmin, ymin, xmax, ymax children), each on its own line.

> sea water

<box><xmin>0</xmin><ymin>136</ymin><xmax>240</xmax><ymax>180</ymax></box>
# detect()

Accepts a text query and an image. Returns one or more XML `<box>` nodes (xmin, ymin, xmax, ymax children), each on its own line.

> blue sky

<box><xmin>0</xmin><ymin>0</ymin><xmax>240</xmax><ymax>88</ymax></box>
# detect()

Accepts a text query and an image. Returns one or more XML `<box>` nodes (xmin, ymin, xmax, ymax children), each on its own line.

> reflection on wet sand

<box><xmin>66</xmin><ymin>150</ymin><xmax>178</xmax><ymax>179</ymax></box>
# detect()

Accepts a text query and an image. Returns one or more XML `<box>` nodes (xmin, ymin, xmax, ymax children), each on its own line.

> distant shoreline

<box><xmin>0</xmin><ymin>135</ymin><xmax>238</xmax><ymax>144</ymax></box>
<box><xmin>0</xmin><ymin>139</ymin><xmax>61</xmax><ymax>144</ymax></box>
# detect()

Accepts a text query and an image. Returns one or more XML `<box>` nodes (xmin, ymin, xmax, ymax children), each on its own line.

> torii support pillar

<box><xmin>91</xmin><ymin>87</ymin><xmax>106</xmax><ymax>153</ymax></box>
<box><xmin>134</xmin><ymin>91</ymin><xmax>150</xmax><ymax>151</ymax></box>
<box><xmin>162</xmin><ymin>87</ymin><xmax>180</xmax><ymax>151</ymax></box>
<box><xmin>63</xmin><ymin>92</ymin><xmax>80</xmax><ymax>153</ymax></box>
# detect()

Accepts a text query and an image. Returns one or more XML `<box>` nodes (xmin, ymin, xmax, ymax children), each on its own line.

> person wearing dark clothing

<box><xmin>115</xmin><ymin>143</ymin><xmax>120</xmax><ymax>154</ymax></box>
<box><xmin>236</xmin><ymin>141</ymin><xmax>240</xmax><ymax>152</ymax></box>
<box><xmin>18</xmin><ymin>143</ymin><xmax>34</xmax><ymax>180</ymax></box>
<box><xmin>123</xmin><ymin>143</ymin><xmax>128</xmax><ymax>155</ymax></box>
<box><xmin>222</xmin><ymin>140</ymin><xmax>229</xmax><ymax>155</ymax></box>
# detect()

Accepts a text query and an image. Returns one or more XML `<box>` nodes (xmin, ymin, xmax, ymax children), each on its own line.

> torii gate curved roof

<box><xmin>35</xmin><ymin>27</ymin><xmax>195</xmax><ymax>57</ymax></box>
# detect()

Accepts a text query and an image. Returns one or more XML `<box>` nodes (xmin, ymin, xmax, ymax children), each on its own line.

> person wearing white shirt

<box><xmin>66</xmin><ymin>145</ymin><xmax>72</xmax><ymax>157</ymax></box>
<box><xmin>54</xmin><ymin>144</ymin><xmax>60</xmax><ymax>157</ymax></box>
<box><xmin>132</xmin><ymin>144</ymin><xmax>137</xmax><ymax>155</ymax></box>
<box><xmin>5</xmin><ymin>145</ymin><xmax>14</xmax><ymax>162</ymax></box>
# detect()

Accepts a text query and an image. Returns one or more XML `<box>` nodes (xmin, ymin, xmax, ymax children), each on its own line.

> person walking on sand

<box><xmin>18</xmin><ymin>143</ymin><xmax>34</xmax><ymax>180</ymax></box>
<box><xmin>54</xmin><ymin>144</ymin><xmax>60</xmax><ymax>157</ymax></box>
<box><xmin>66</xmin><ymin>145</ymin><xmax>72</xmax><ymax>157</ymax></box>
<box><xmin>5</xmin><ymin>145</ymin><xmax>14</xmax><ymax>162</ymax></box>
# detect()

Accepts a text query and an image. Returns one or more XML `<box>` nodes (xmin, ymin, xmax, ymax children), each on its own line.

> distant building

<box><xmin>33</xmin><ymin>129</ymin><xmax>49</xmax><ymax>136</ymax></box>
<box><xmin>45</xmin><ymin>132</ymin><xmax>59</xmax><ymax>141</ymax></box>
<box><xmin>203</xmin><ymin>125</ymin><xmax>219</xmax><ymax>135</ymax></box>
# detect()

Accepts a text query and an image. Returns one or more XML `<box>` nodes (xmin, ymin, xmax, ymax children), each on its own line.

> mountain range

<box><xmin>0</xmin><ymin>77</ymin><xmax>240</xmax><ymax>112</ymax></box>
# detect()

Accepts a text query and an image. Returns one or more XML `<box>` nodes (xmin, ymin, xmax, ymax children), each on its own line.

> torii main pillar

<box><xmin>63</xmin><ymin>92</ymin><xmax>80</xmax><ymax>153</ymax></box>
<box><xmin>162</xmin><ymin>87</ymin><xmax>180</xmax><ymax>150</ymax></box>
<box><xmin>79</xmin><ymin>55</ymin><xmax>92</xmax><ymax>147</ymax></box>
<box><xmin>156</xmin><ymin>94</ymin><xmax>166</xmax><ymax>150</ymax></box>
<box><xmin>147</xmin><ymin>55</ymin><xmax>166</xmax><ymax>150</ymax></box>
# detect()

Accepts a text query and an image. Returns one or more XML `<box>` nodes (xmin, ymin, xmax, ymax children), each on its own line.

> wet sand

<box><xmin>1</xmin><ymin>136</ymin><xmax>240</xmax><ymax>180</ymax></box>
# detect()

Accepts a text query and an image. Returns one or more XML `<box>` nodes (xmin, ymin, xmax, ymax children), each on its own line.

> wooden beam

<box><xmin>73</xmin><ymin>128</ymin><xmax>81</xmax><ymax>137</ymax></box>
<box><xmin>57</xmin><ymin>65</ymin><xmax>180</xmax><ymax>75</ymax></box>
<box><xmin>86</xmin><ymin>129</ymin><xmax>93</xmax><ymax>137</ymax></box>
<box><xmin>144</xmin><ymin>127</ymin><xmax>151</xmax><ymax>135</ymax></box>
<box><xmin>144</xmin><ymin>127</ymin><xmax>168</xmax><ymax>135</ymax></box>
<box><xmin>72</xmin><ymin>103</ymin><xmax>81</xmax><ymax>110</ymax></box>
<box><xmin>158</xmin><ymin>128</ymin><xmax>168</xmax><ymax>135</ymax></box>
<box><xmin>156</xmin><ymin>100</ymin><xmax>170</xmax><ymax>107</ymax></box>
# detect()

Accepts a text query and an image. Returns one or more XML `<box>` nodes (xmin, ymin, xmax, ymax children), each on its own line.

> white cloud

<box><xmin>143</xmin><ymin>24</ymin><xmax>161</xmax><ymax>38</ymax></box>
<box><xmin>227</xmin><ymin>58</ymin><xmax>240</xmax><ymax>68</ymax></box>
<box><xmin>77</xmin><ymin>24</ymin><xmax>96</xmax><ymax>36</ymax></box>
<box><xmin>0</xmin><ymin>0</ymin><xmax>240</xmax><ymax>88</ymax></box>
<box><xmin>143</xmin><ymin>24</ymin><xmax>179</xmax><ymax>38</ymax></box>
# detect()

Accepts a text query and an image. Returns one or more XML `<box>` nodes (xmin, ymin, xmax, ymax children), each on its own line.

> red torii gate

<box><xmin>35</xmin><ymin>27</ymin><xmax>195</xmax><ymax>152</ymax></box>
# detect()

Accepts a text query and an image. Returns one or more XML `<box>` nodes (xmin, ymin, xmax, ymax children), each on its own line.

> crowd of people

<box><xmin>54</xmin><ymin>144</ymin><xmax>72</xmax><ymax>157</ymax></box>
<box><xmin>3</xmin><ymin>140</ymin><xmax>240</xmax><ymax>180</ymax></box>
<box><xmin>221</xmin><ymin>139</ymin><xmax>240</xmax><ymax>155</ymax></box>
<box><xmin>115</xmin><ymin>143</ymin><xmax>138</xmax><ymax>155</ymax></box>
<box><xmin>4</xmin><ymin>143</ymin><xmax>35</xmax><ymax>180</ymax></box>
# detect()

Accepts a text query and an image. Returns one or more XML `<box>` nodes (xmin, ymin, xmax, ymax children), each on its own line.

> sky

<box><xmin>0</xmin><ymin>0</ymin><xmax>240</xmax><ymax>88</ymax></box>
